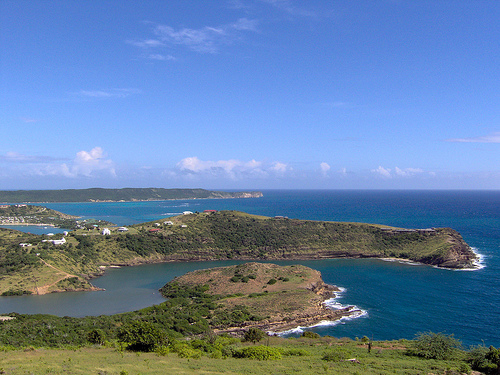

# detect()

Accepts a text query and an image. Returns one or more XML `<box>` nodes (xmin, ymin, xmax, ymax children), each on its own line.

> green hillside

<box><xmin>0</xmin><ymin>210</ymin><xmax>476</xmax><ymax>296</ymax></box>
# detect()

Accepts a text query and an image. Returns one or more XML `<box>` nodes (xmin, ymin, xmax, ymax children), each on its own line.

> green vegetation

<box><xmin>0</xmin><ymin>333</ymin><xmax>497</xmax><ymax>374</ymax></box>
<box><xmin>407</xmin><ymin>332</ymin><xmax>463</xmax><ymax>360</ymax></box>
<box><xmin>0</xmin><ymin>262</ymin><xmax>497</xmax><ymax>374</ymax></box>
<box><xmin>0</xmin><ymin>210</ymin><xmax>476</xmax><ymax>295</ymax></box>
<box><xmin>0</xmin><ymin>188</ymin><xmax>262</xmax><ymax>203</ymax></box>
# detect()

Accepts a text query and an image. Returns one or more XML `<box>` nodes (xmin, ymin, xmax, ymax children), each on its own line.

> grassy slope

<box><xmin>0</xmin><ymin>210</ymin><xmax>475</xmax><ymax>295</ymax></box>
<box><xmin>0</xmin><ymin>337</ymin><xmax>469</xmax><ymax>375</ymax></box>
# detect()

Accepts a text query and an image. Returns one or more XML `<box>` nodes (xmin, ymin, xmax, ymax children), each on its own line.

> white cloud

<box><xmin>372</xmin><ymin>166</ymin><xmax>426</xmax><ymax>179</ymax></box>
<box><xmin>446</xmin><ymin>132</ymin><xmax>500</xmax><ymax>143</ymax></box>
<box><xmin>270</xmin><ymin>161</ymin><xmax>289</xmax><ymax>174</ymax></box>
<box><xmin>320</xmin><ymin>162</ymin><xmax>331</xmax><ymax>176</ymax></box>
<box><xmin>70</xmin><ymin>147</ymin><xmax>116</xmax><ymax>177</ymax></box>
<box><xmin>372</xmin><ymin>166</ymin><xmax>392</xmax><ymax>178</ymax></box>
<box><xmin>176</xmin><ymin>156</ymin><xmax>288</xmax><ymax>180</ymax></box>
<box><xmin>29</xmin><ymin>147</ymin><xmax>116</xmax><ymax>178</ymax></box>
<box><xmin>394</xmin><ymin>167</ymin><xmax>424</xmax><ymax>177</ymax></box>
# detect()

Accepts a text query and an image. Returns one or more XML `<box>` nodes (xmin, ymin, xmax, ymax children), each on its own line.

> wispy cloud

<box><xmin>146</xmin><ymin>54</ymin><xmax>176</xmax><ymax>61</ymax></box>
<box><xmin>20</xmin><ymin>117</ymin><xmax>40</xmax><ymax>123</ymax></box>
<box><xmin>446</xmin><ymin>132</ymin><xmax>500</xmax><ymax>143</ymax></box>
<box><xmin>0</xmin><ymin>152</ymin><xmax>65</xmax><ymax>164</ymax></box>
<box><xmin>129</xmin><ymin>18</ymin><xmax>258</xmax><ymax>55</ymax></box>
<box><xmin>258</xmin><ymin>0</ymin><xmax>317</xmax><ymax>17</ymax></box>
<box><xmin>78</xmin><ymin>88</ymin><xmax>141</xmax><ymax>99</ymax></box>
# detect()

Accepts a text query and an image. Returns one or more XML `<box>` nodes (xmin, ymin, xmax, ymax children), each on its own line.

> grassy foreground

<box><xmin>0</xmin><ymin>336</ymin><xmax>472</xmax><ymax>375</ymax></box>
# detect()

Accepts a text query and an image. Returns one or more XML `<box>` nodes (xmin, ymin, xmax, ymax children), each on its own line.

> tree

<box><xmin>407</xmin><ymin>332</ymin><xmax>462</xmax><ymax>360</ymax></box>
<box><xmin>87</xmin><ymin>329</ymin><xmax>106</xmax><ymax>345</ymax></box>
<box><xmin>243</xmin><ymin>327</ymin><xmax>266</xmax><ymax>344</ymax></box>
<box><xmin>117</xmin><ymin>321</ymin><xmax>166</xmax><ymax>352</ymax></box>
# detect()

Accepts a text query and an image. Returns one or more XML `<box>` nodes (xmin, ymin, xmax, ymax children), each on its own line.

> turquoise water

<box><xmin>1</xmin><ymin>190</ymin><xmax>499</xmax><ymax>347</ymax></box>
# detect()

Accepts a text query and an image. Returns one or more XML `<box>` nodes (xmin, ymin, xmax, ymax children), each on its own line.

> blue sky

<box><xmin>1</xmin><ymin>1</ymin><xmax>499</xmax><ymax>190</ymax></box>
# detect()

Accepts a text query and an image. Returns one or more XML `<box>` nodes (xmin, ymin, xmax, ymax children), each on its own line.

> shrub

<box><xmin>322</xmin><ymin>347</ymin><xmax>349</xmax><ymax>362</ymax></box>
<box><xmin>267</xmin><ymin>278</ymin><xmax>277</xmax><ymax>285</ymax></box>
<box><xmin>234</xmin><ymin>345</ymin><xmax>282</xmax><ymax>360</ymax></box>
<box><xmin>243</xmin><ymin>328</ymin><xmax>266</xmax><ymax>344</ymax></box>
<box><xmin>117</xmin><ymin>321</ymin><xmax>166</xmax><ymax>352</ymax></box>
<box><xmin>209</xmin><ymin>349</ymin><xmax>223</xmax><ymax>359</ymax></box>
<box><xmin>177</xmin><ymin>346</ymin><xmax>202</xmax><ymax>359</ymax></box>
<box><xmin>301</xmin><ymin>331</ymin><xmax>320</xmax><ymax>339</ymax></box>
<box><xmin>407</xmin><ymin>332</ymin><xmax>462</xmax><ymax>360</ymax></box>
<box><xmin>87</xmin><ymin>329</ymin><xmax>106</xmax><ymax>345</ymax></box>
<box><xmin>283</xmin><ymin>348</ymin><xmax>310</xmax><ymax>356</ymax></box>
<box><xmin>155</xmin><ymin>345</ymin><xmax>169</xmax><ymax>356</ymax></box>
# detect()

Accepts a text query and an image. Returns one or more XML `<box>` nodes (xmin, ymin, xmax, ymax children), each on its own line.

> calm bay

<box><xmin>1</xmin><ymin>190</ymin><xmax>499</xmax><ymax>347</ymax></box>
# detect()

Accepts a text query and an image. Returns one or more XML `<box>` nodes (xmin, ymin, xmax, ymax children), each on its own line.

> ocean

<box><xmin>1</xmin><ymin>190</ymin><xmax>499</xmax><ymax>347</ymax></box>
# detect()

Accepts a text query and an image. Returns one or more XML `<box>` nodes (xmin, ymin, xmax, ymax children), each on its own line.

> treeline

<box><xmin>0</xmin><ymin>188</ymin><xmax>262</xmax><ymax>203</ymax></box>
<box><xmin>0</xmin><ymin>284</ymin><xmax>262</xmax><ymax>347</ymax></box>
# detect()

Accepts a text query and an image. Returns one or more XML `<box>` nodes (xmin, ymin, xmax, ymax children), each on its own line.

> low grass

<box><xmin>0</xmin><ymin>338</ymin><xmax>469</xmax><ymax>375</ymax></box>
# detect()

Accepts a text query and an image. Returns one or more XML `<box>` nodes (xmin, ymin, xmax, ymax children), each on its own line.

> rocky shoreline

<box><xmin>213</xmin><ymin>281</ymin><xmax>362</xmax><ymax>336</ymax></box>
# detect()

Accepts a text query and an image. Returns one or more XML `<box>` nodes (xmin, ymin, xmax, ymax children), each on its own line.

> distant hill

<box><xmin>0</xmin><ymin>188</ymin><xmax>263</xmax><ymax>203</ymax></box>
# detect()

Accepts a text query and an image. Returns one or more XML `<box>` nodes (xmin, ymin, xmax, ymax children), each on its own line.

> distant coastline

<box><xmin>0</xmin><ymin>188</ymin><xmax>263</xmax><ymax>204</ymax></box>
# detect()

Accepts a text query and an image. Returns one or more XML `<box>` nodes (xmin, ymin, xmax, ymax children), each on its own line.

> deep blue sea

<box><xmin>1</xmin><ymin>190</ymin><xmax>499</xmax><ymax>347</ymax></box>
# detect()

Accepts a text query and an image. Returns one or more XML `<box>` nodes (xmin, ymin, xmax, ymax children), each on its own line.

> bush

<box><xmin>301</xmin><ymin>331</ymin><xmax>320</xmax><ymax>339</ymax></box>
<box><xmin>117</xmin><ymin>321</ymin><xmax>166</xmax><ymax>352</ymax></box>
<box><xmin>407</xmin><ymin>332</ymin><xmax>462</xmax><ymax>360</ymax></box>
<box><xmin>468</xmin><ymin>345</ymin><xmax>500</xmax><ymax>374</ymax></box>
<box><xmin>234</xmin><ymin>345</ymin><xmax>282</xmax><ymax>360</ymax></box>
<box><xmin>87</xmin><ymin>329</ymin><xmax>106</xmax><ymax>345</ymax></box>
<box><xmin>155</xmin><ymin>345</ymin><xmax>169</xmax><ymax>356</ymax></box>
<box><xmin>283</xmin><ymin>348</ymin><xmax>310</xmax><ymax>356</ymax></box>
<box><xmin>322</xmin><ymin>347</ymin><xmax>349</xmax><ymax>362</ymax></box>
<box><xmin>243</xmin><ymin>328</ymin><xmax>266</xmax><ymax>344</ymax></box>
<box><xmin>267</xmin><ymin>278</ymin><xmax>277</xmax><ymax>285</ymax></box>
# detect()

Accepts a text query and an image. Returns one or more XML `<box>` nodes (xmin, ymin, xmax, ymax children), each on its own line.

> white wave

<box><xmin>431</xmin><ymin>247</ymin><xmax>486</xmax><ymax>272</ymax></box>
<box><xmin>161</xmin><ymin>212</ymin><xmax>183</xmax><ymax>216</ymax></box>
<box><xmin>269</xmin><ymin>287</ymin><xmax>367</xmax><ymax>337</ymax></box>
<box><xmin>380</xmin><ymin>258</ymin><xmax>422</xmax><ymax>266</ymax></box>
<box><xmin>454</xmin><ymin>247</ymin><xmax>486</xmax><ymax>271</ymax></box>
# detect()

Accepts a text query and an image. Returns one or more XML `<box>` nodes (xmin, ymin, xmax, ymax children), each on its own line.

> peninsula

<box><xmin>161</xmin><ymin>262</ymin><xmax>360</xmax><ymax>335</ymax></box>
<box><xmin>0</xmin><ymin>210</ymin><xmax>477</xmax><ymax>296</ymax></box>
<box><xmin>0</xmin><ymin>188</ymin><xmax>263</xmax><ymax>203</ymax></box>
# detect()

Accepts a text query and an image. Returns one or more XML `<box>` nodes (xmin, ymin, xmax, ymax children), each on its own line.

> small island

<box><xmin>161</xmin><ymin>262</ymin><xmax>360</xmax><ymax>335</ymax></box>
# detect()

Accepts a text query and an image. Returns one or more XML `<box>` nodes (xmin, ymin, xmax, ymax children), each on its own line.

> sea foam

<box><xmin>271</xmin><ymin>287</ymin><xmax>368</xmax><ymax>336</ymax></box>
